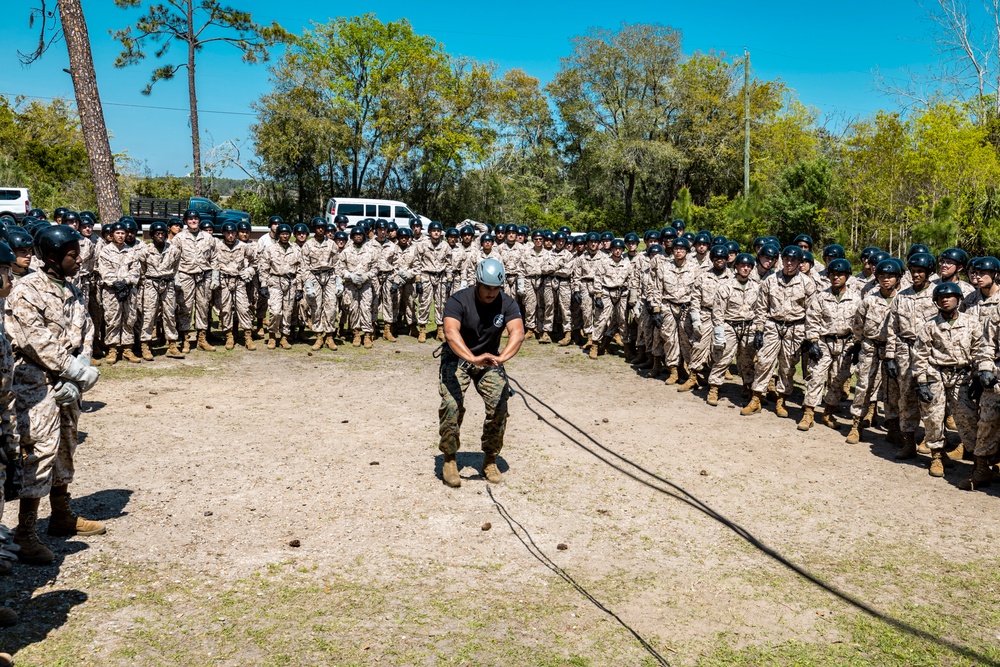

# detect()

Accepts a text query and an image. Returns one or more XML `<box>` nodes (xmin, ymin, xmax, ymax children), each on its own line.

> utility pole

<box><xmin>744</xmin><ymin>48</ymin><xmax>750</xmax><ymax>199</ymax></box>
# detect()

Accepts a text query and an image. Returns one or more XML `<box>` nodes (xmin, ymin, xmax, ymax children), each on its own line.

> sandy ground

<box><xmin>0</xmin><ymin>335</ymin><xmax>998</xmax><ymax>665</ymax></box>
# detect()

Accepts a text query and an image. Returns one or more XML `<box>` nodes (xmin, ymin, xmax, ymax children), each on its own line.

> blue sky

<box><xmin>2</xmin><ymin>0</ymin><xmax>942</xmax><ymax>179</ymax></box>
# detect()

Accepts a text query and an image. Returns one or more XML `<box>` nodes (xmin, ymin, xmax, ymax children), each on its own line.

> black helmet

<box><xmin>672</xmin><ymin>237</ymin><xmax>691</xmax><ymax>250</ymax></box>
<box><xmin>671</xmin><ymin>219</ymin><xmax>686</xmax><ymax>230</ymax></box>
<box><xmin>0</xmin><ymin>242</ymin><xmax>15</xmax><ymax>265</ymax></box>
<box><xmin>79</xmin><ymin>210</ymin><xmax>96</xmax><ymax>222</ymax></box>
<box><xmin>822</xmin><ymin>244</ymin><xmax>845</xmax><ymax>260</ymax></box>
<box><xmin>709</xmin><ymin>244</ymin><xmax>729</xmax><ymax>260</ymax></box>
<box><xmin>827</xmin><ymin>258</ymin><xmax>852</xmax><ymax>274</ymax></box>
<box><xmin>480</xmin><ymin>233</ymin><xmax>495</xmax><ymax>244</ymax></box>
<box><xmin>410</xmin><ymin>216</ymin><xmax>423</xmax><ymax>228</ymax></box>
<box><xmin>933</xmin><ymin>281</ymin><xmax>964</xmax><ymax>302</ymax></box>
<box><xmin>781</xmin><ymin>245</ymin><xmax>804</xmax><ymax>260</ymax></box>
<box><xmin>311</xmin><ymin>216</ymin><xmax>326</xmax><ymax>228</ymax></box>
<box><xmin>661</xmin><ymin>227</ymin><xmax>678</xmax><ymax>240</ymax></box>
<box><xmin>428</xmin><ymin>221</ymin><xmax>444</xmax><ymax>232</ymax></box>
<box><xmin>276</xmin><ymin>223</ymin><xmax>292</xmax><ymax>235</ymax></box>
<box><xmin>643</xmin><ymin>230</ymin><xmax>660</xmax><ymax>241</ymax></box>
<box><xmin>939</xmin><ymin>247</ymin><xmax>969</xmax><ymax>266</ymax></box>
<box><xmin>793</xmin><ymin>233</ymin><xmax>813</xmax><ymax>248</ymax></box>
<box><xmin>334</xmin><ymin>214</ymin><xmax>349</xmax><ymax>226</ymax></box>
<box><xmin>108</xmin><ymin>221</ymin><xmax>126</xmax><ymax>233</ymax></box>
<box><xmin>221</xmin><ymin>221</ymin><xmax>238</xmax><ymax>233</ymax></box>
<box><xmin>387</xmin><ymin>221</ymin><xmax>398</xmax><ymax>232</ymax></box>
<box><xmin>395</xmin><ymin>227</ymin><xmax>412</xmax><ymax>239</ymax></box>
<box><xmin>184</xmin><ymin>209</ymin><xmax>201</xmax><ymax>220</ymax></box>
<box><xmin>237</xmin><ymin>220</ymin><xmax>252</xmax><ymax>232</ymax></box>
<box><xmin>610</xmin><ymin>239</ymin><xmax>625</xmax><ymax>250</ymax></box>
<box><xmin>334</xmin><ymin>230</ymin><xmax>350</xmax><ymax>241</ymax></box>
<box><xmin>585</xmin><ymin>232</ymin><xmax>600</xmax><ymax>243</ymax></box>
<box><xmin>801</xmin><ymin>251</ymin><xmax>815</xmax><ymax>266</ymax></box>
<box><xmin>682</xmin><ymin>232</ymin><xmax>696</xmax><ymax>242</ymax></box>
<box><xmin>573</xmin><ymin>235</ymin><xmax>586</xmax><ymax>245</ymax></box>
<box><xmin>753</xmin><ymin>235</ymin><xmax>766</xmax><ymax>248</ymax></box>
<box><xmin>6</xmin><ymin>230</ymin><xmax>32</xmax><ymax>250</ymax></box>
<box><xmin>446</xmin><ymin>228</ymin><xmax>460</xmax><ymax>238</ymax></box>
<box><xmin>62</xmin><ymin>211</ymin><xmax>80</xmax><ymax>226</ymax></box>
<box><xmin>558</xmin><ymin>225</ymin><xmax>571</xmax><ymax>234</ymax></box>
<box><xmin>869</xmin><ymin>250</ymin><xmax>891</xmax><ymax>267</ymax></box>
<box><xmin>53</xmin><ymin>207</ymin><xmax>68</xmax><ymax>220</ymax></box>
<box><xmin>694</xmin><ymin>232</ymin><xmax>712</xmax><ymax>245</ymax></box>
<box><xmin>531</xmin><ymin>229</ymin><xmax>544</xmax><ymax>239</ymax></box>
<box><xmin>373</xmin><ymin>218</ymin><xmax>389</xmax><ymax>229</ymax></box>
<box><xmin>460</xmin><ymin>225</ymin><xmax>475</xmax><ymax>236</ymax></box>
<box><xmin>758</xmin><ymin>243</ymin><xmax>780</xmax><ymax>259</ymax></box>
<box><xmin>517</xmin><ymin>225</ymin><xmax>530</xmax><ymax>236</ymax></box>
<box><xmin>35</xmin><ymin>225</ymin><xmax>83</xmax><ymax>260</ymax></box>
<box><xmin>199</xmin><ymin>219</ymin><xmax>215</xmax><ymax>231</ymax></box>
<box><xmin>122</xmin><ymin>218</ymin><xmax>138</xmax><ymax>232</ymax></box>
<box><xmin>734</xmin><ymin>252</ymin><xmax>755</xmax><ymax>266</ymax></box>
<box><xmin>168</xmin><ymin>217</ymin><xmax>182</xmax><ymax>227</ymax></box>
<box><xmin>647</xmin><ymin>243</ymin><xmax>665</xmax><ymax>255</ymax></box>
<box><xmin>725</xmin><ymin>241</ymin><xmax>740</xmax><ymax>254</ymax></box>
<box><xmin>712</xmin><ymin>235</ymin><xmax>728</xmax><ymax>246</ymax></box>
<box><xmin>875</xmin><ymin>258</ymin><xmax>903</xmax><ymax>276</ymax></box>
<box><xmin>554</xmin><ymin>231</ymin><xmax>568</xmax><ymax>242</ymax></box>
<box><xmin>600</xmin><ymin>231</ymin><xmax>614</xmax><ymax>242</ymax></box>
<box><xmin>860</xmin><ymin>246</ymin><xmax>880</xmax><ymax>261</ymax></box>
<box><xmin>19</xmin><ymin>216</ymin><xmax>37</xmax><ymax>227</ymax></box>
<box><xmin>267</xmin><ymin>215</ymin><xmax>284</xmax><ymax>226</ymax></box>
<box><xmin>971</xmin><ymin>256</ymin><xmax>1000</xmax><ymax>273</ymax></box>
<box><xmin>350</xmin><ymin>225</ymin><xmax>366</xmax><ymax>237</ymax></box>
<box><xmin>624</xmin><ymin>232</ymin><xmax>640</xmax><ymax>244</ymax></box>
<box><xmin>292</xmin><ymin>223</ymin><xmax>309</xmax><ymax>235</ymax></box>
<box><xmin>908</xmin><ymin>243</ymin><xmax>931</xmax><ymax>258</ymax></box>
<box><xmin>28</xmin><ymin>208</ymin><xmax>46</xmax><ymax>219</ymax></box>
<box><xmin>148</xmin><ymin>221</ymin><xmax>169</xmax><ymax>235</ymax></box>
<box><xmin>907</xmin><ymin>252</ymin><xmax>936</xmax><ymax>270</ymax></box>
<box><xmin>542</xmin><ymin>230</ymin><xmax>554</xmax><ymax>241</ymax></box>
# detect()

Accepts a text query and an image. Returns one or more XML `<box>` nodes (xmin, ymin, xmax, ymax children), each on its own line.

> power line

<box><xmin>0</xmin><ymin>92</ymin><xmax>257</xmax><ymax>117</ymax></box>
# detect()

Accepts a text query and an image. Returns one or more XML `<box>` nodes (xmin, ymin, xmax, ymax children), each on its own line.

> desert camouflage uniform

<box><xmin>215</xmin><ymin>238</ymin><xmax>255</xmax><ymax>333</ymax></box>
<box><xmin>301</xmin><ymin>236</ymin><xmax>340</xmax><ymax>336</ymax></box>
<box><xmin>258</xmin><ymin>241</ymin><xmax>303</xmax><ymax>338</ymax></box>
<box><xmin>690</xmin><ymin>267</ymin><xmax>732</xmax><ymax>371</ymax></box>
<box><xmin>963</xmin><ymin>288</ymin><xmax>1000</xmax><ymax>327</ymax></box>
<box><xmin>803</xmin><ymin>286</ymin><xmax>860</xmax><ymax>408</ymax></box>
<box><xmin>371</xmin><ymin>239</ymin><xmax>400</xmax><ymax>328</ymax></box>
<box><xmin>521</xmin><ymin>246</ymin><xmax>549</xmax><ymax>332</ymax></box>
<box><xmin>5</xmin><ymin>272</ymin><xmax>93</xmax><ymax>498</ymax></box>
<box><xmin>592</xmin><ymin>254</ymin><xmax>632</xmax><ymax>342</ymax></box>
<box><xmin>438</xmin><ymin>352</ymin><xmax>510</xmax><ymax>456</ymax></box>
<box><xmin>544</xmin><ymin>247</ymin><xmax>574</xmax><ymax>335</ymax></box>
<box><xmin>973</xmin><ymin>308</ymin><xmax>1000</xmax><ymax>458</ymax></box>
<box><xmin>341</xmin><ymin>242</ymin><xmax>376</xmax><ymax>334</ymax></box>
<box><xmin>573</xmin><ymin>250</ymin><xmax>608</xmax><ymax>338</ymax></box>
<box><xmin>136</xmin><ymin>241</ymin><xmax>181</xmax><ymax>343</ymax></box>
<box><xmin>751</xmin><ymin>272</ymin><xmax>818</xmax><ymax>395</ymax></box>
<box><xmin>850</xmin><ymin>290</ymin><xmax>899</xmax><ymax>420</ymax></box>
<box><xmin>446</xmin><ymin>244</ymin><xmax>467</xmax><ymax>299</ymax></box>
<box><xmin>913</xmin><ymin>311</ymin><xmax>983</xmax><ymax>452</ymax></box>
<box><xmin>415</xmin><ymin>239</ymin><xmax>452</xmax><ymax>329</ymax></box>
<box><xmin>649</xmin><ymin>256</ymin><xmax>699</xmax><ymax>367</ymax></box>
<box><xmin>496</xmin><ymin>242</ymin><xmax>524</xmax><ymax>302</ymax></box>
<box><xmin>172</xmin><ymin>228</ymin><xmax>218</xmax><ymax>335</ymax></box>
<box><xmin>96</xmin><ymin>242</ymin><xmax>140</xmax><ymax>347</ymax></box>
<box><xmin>708</xmin><ymin>276</ymin><xmax>759</xmax><ymax>387</ymax></box>
<box><xmin>886</xmin><ymin>283</ymin><xmax>938</xmax><ymax>433</ymax></box>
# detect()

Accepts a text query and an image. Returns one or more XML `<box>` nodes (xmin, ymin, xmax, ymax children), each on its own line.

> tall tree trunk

<box><xmin>59</xmin><ymin>0</ymin><xmax>122</xmax><ymax>223</ymax></box>
<box><xmin>624</xmin><ymin>171</ymin><xmax>635</xmax><ymax>224</ymax></box>
<box><xmin>186</xmin><ymin>1</ymin><xmax>202</xmax><ymax>196</ymax></box>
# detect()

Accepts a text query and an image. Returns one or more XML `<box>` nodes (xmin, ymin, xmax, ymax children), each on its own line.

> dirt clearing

<box><xmin>2</xmin><ymin>338</ymin><xmax>1000</xmax><ymax>666</ymax></box>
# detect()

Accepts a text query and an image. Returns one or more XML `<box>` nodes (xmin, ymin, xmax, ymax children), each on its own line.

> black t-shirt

<box><xmin>442</xmin><ymin>286</ymin><xmax>522</xmax><ymax>356</ymax></box>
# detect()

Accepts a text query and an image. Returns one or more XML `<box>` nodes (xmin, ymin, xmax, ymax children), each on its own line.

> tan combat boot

<box><xmin>946</xmin><ymin>414</ymin><xmax>958</xmax><ymax>431</ymax></box>
<box><xmin>442</xmin><ymin>454</ymin><xmax>461</xmax><ymax>488</ymax></box>
<box><xmin>363</xmin><ymin>333</ymin><xmax>374</xmax><ymax>349</ymax></box>
<box><xmin>383</xmin><ymin>324</ymin><xmax>397</xmax><ymax>342</ymax></box>
<box><xmin>224</xmin><ymin>331</ymin><xmax>235</xmax><ymax>350</ymax></box>
<box><xmin>14</xmin><ymin>498</ymin><xmax>54</xmax><ymax>565</ymax></box>
<box><xmin>649</xmin><ymin>356</ymin><xmax>663</xmax><ymax>378</ymax></box>
<box><xmin>589</xmin><ymin>343</ymin><xmax>599</xmax><ymax>360</ymax></box>
<box><xmin>775</xmin><ymin>395</ymin><xmax>789</xmax><ymax>418</ymax></box>
<box><xmin>557</xmin><ymin>332</ymin><xmax>572</xmax><ymax>346</ymax></box>
<box><xmin>946</xmin><ymin>443</ymin><xmax>965</xmax><ymax>462</ymax></box>
<box><xmin>676</xmin><ymin>373</ymin><xmax>699</xmax><ymax>392</ymax></box>
<box><xmin>539</xmin><ymin>332</ymin><xmax>552</xmax><ymax>344</ymax></box>
<box><xmin>121</xmin><ymin>346</ymin><xmax>142</xmax><ymax>364</ymax></box>
<box><xmin>863</xmin><ymin>403</ymin><xmax>877</xmax><ymax>429</ymax></box>
<box><xmin>417</xmin><ymin>326</ymin><xmax>427</xmax><ymax>343</ymax></box>
<box><xmin>706</xmin><ymin>385</ymin><xmax>720</xmax><ymax>407</ymax></box>
<box><xmin>436</xmin><ymin>327</ymin><xmax>446</xmax><ymax>342</ymax></box>
<box><xmin>266</xmin><ymin>334</ymin><xmax>276</xmax><ymax>350</ymax></box>
<box><xmin>929</xmin><ymin>449</ymin><xmax>945</xmax><ymax>477</ymax></box>
<box><xmin>846</xmin><ymin>416</ymin><xmax>863</xmax><ymax>444</ymax></box>
<box><xmin>353</xmin><ymin>329</ymin><xmax>363</xmax><ymax>347</ymax></box>
<box><xmin>524</xmin><ymin>329</ymin><xmax>535</xmax><ymax>340</ymax></box>
<box><xmin>797</xmin><ymin>406</ymin><xmax>814</xmax><ymax>431</ymax></box>
<box><xmin>165</xmin><ymin>340</ymin><xmax>185</xmax><ymax>358</ymax></box>
<box><xmin>325</xmin><ymin>335</ymin><xmax>338</xmax><ymax>351</ymax></box>
<box><xmin>197</xmin><ymin>330</ymin><xmax>216</xmax><ymax>352</ymax></box>
<box><xmin>482</xmin><ymin>453</ymin><xmax>502</xmax><ymax>483</ymax></box>
<box><xmin>819</xmin><ymin>404</ymin><xmax>838</xmax><ymax>428</ymax></box>
<box><xmin>181</xmin><ymin>336</ymin><xmax>191</xmax><ymax>354</ymax></box>
<box><xmin>612</xmin><ymin>333</ymin><xmax>624</xmax><ymax>347</ymax></box>
<box><xmin>105</xmin><ymin>346</ymin><xmax>119</xmax><ymax>365</ymax></box>
<box><xmin>895</xmin><ymin>432</ymin><xmax>918</xmax><ymax>459</ymax></box>
<box><xmin>959</xmin><ymin>456</ymin><xmax>994</xmax><ymax>490</ymax></box>
<box><xmin>140</xmin><ymin>342</ymin><xmax>154</xmax><ymax>361</ymax></box>
<box><xmin>244</xmin><ymin>331</ymin><xmax>257</xmax><ymax>351</ymax></box>
<box><xmin>279</xmin><ymin>335</ymin><xmax>292</xmax><ymax>350</ymax></box>
<box><xmin>311</xmin><ymin>336</ymin><xmax>324</xmax><ymax>351</ymax></box>
<box><xmin>740</xmin><ymin>392</ymin><xmax>762</xmax><ymax>416</ymax></box>
<box><xmin>48</xmin><ymin>486</ymin><xmax>106</xmax><ymax>537</ymax></box>
<box><xmin>664</xmin><ymin>366</ymin><xmax>679</xmax><ymax>385</ymax></box>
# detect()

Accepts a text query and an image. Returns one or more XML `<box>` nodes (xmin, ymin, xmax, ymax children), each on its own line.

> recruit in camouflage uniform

<box><xmin>649</xmin><ymin>240</ymin><xmax>699</xmax><ymax>385</ymax></box>
<box><xmin>173</xmin><ymin>214</ymin><xmax>219</xmax><ymax>353</ymax></box>
<box><xmin>590</xmin><ymin>241</ymin><xmax>632</xmax><ymax>359</ymax></box>
<box><xmin>136</xmin><ymin>223</ymin><xmax>183</xmax><ymax>359</ymax></box>
<box><xmin>682</xmin><ymin>246</ymin><xmax>733</xmax><ymax>392</ymax></box>
<box><xmin>301</xmin><ymin>225</ymin><xmax>341</xmax><ymax>351</ymax></box>
<box><xmin>97</xmin><ymin>226</ymin><xmax>141</xmax><ymax>364</ymax></box>
<box><xmin>341</xmin><ymin>228</ymin><xmax>377</xmax><ymax>348</ymax></box>
<box><xmin>258</xmin><ymin>228</ymin><xmax>304</xmax><ymax>350</ymax></box>
<box><xmin>371</xmin><ymin>225</ymin><xmax>400</xmax><ymax>342</ymax></box>
<box><xmin>706</xmin><ymin>254</ymin><xmax>760</xmax><ymax>406</ymax></box>
<box><xmin>521</xmin><ymin>233</ymin><xmax>549</xmax><ymax>340</ymax></box>
<box><xmin>968</xmin><ymin>296</ymin><xmax>1000</xmax><ymax>489</ymax></box>
<box><xmin>545</xmin><ymin>234</ymin><xmax>575</xmax><ymax>345</ymax></box>
<box><xmin>215</xmin><ymin>224</ymin><xmax>257</xmax><ymax>351</ymax></box>
<box><xmin>572</xmin><ymin>237</ymin><xmax>607</xmax><ymax>349</ymax></box>
<box><xmin>414</xmin><ymin>225</ymin><xmax>452</xmax><ymax>343</ymax></box>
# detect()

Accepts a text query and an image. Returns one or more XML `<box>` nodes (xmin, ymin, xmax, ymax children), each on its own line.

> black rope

<box><xmin>505</xmin><ymin>374</ymin><xmax>1000</xmax><ymax>666</ymax></box>
<box><xmin>487</xmin><ymin>486</ymin><xmax>671</xmax><ymax>666</ymax></box>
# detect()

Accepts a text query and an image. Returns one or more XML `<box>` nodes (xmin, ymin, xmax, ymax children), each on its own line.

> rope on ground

<box><xmin>505</xmin><ymin>373</ymin><xmax>999</xmax><ymax>666</ymax></box>
<box><xmin>487</xmin><ymin>486</ymin><xmax>672</xmax><ymax>666</ymax></box>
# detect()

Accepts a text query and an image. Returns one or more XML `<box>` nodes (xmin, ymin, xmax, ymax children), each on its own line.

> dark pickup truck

<box><xmin>129</xmin><ymin>197</ymin><xmax>250</xmax><ymax>226</ymax></box>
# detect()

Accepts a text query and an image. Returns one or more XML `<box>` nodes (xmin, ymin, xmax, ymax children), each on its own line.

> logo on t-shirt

<box><xmin>493</xmin><ymin>314</ymin><xmax>505</xmax><ymax>328</ymax></box>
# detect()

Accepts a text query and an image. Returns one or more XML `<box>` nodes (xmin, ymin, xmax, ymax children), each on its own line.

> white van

<box><xmin>324</xmin><ymin>197</ymin><xmax>424</xmax><ymax>229</ymax></box>
<box><xmin>0</xmin><ymin>187</ymin><xmax>31</xmax><ymax>222</ymax></box>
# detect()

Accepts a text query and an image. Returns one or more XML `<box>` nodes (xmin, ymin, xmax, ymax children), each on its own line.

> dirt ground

<box><xmin>2</xmin><ymin>334</ymin><xmax>1000</xmax><ymax>666</ymax></box>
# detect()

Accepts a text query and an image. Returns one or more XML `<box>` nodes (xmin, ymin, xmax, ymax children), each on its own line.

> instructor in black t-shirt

<box><xmin>437</xmin><ymin>257</ymin><xmax>525</xmax><ymax>488</ymax></box>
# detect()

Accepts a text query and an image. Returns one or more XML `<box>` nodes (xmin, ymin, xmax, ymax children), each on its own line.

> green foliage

<box><xmin>765</xmin><ymin>157</ymin><xmax>833</xmax><ymax>242</ymax></box>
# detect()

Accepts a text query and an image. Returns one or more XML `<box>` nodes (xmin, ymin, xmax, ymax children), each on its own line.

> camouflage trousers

<box><xmin>306</xmin><ymin>271</ymin><xmax>339</xmax><ymax>334</ymax></box>
<box><xmin>655</xmin><ymin>303</ymin><xmax>694</xmax><ymax>367</ymax></box>
<box><xmin>100</xmin><ymin>285</ymin><xmax>135</xmax><ymax>346</ymax></box>
<box><xmin>592</xmin><ymin>287</ymin><xmax>628</xmax><ymax>341</ymax></box>
<box><xmin>523</xmin><ymin>276</ymin><xmax>543</xmax><ymax>331</ymax></box>
<box><xmin>13</xmin><ymin>362</ymin><xmax>79</xmax><ymax>499</ymax></box>
<box><xmin>438</xmin><ymin>354</ymin><xmax>510</xmax><ymax>456</ymax></box>
<box><xmin>803</xmin><ymin>335</ymin><xmax>853</xmax><ymax>408</ymax></box>
<box><xmin>417</xmin><ymin>273</ymin><xmax>447</xmax><ymax>327</ymax></box>
<box><xmin>267</xmin><ymin>276</ymin><xmax>298</xmax><ymax>337</ymax></box>
<box><xmin>752</xmin><ymin>319</ymin><xmax>806</xmax><ymax>395</ymax></box>
<box><xmin>176</xmin><ymin>270</ymin><xmax>212</xmax><ymax>333</ymax></box>
<box><xmin>920</xmin><ymin>366</ymin><xmax>978</xmax><ymax>452</ymax></box>
<box><xmin>542</xmin><ymin>276</ymin><xmax>570</xmax><ymax>333</ymax></box>
<box><xmin>707</xmin><ymin>321</ymin><xmax>755</xmax><ymax>387</ymax></box>
<box><xmin>688</xmin><ymin>308</ymin><xmax>715</xmax><ymax>372</ymax></box>
<box><xmin>395</xmin><ymin>282</ymin><xmax>416</xmax><ymax>327</ymax></box>
<box><xmin>975</xmin><ymin>388</ymin><xmax>1000</xmax><ymax>457</ymax></box>
<box><xmin>140</xmin><ymin>278</ymin><xmax>178</xmax><ymax>342</ymax></box>
<box><xmin>850</xmin><ymin>340</ymin><xmax>899</xmax><ymax>420</ymax></box>
<box><xmin>895</xmin><ymin>345</ymin><xmax>921</xmax><ymax>433</ymax></box>
<box><xmin>217</xmin><ymin>275</ymin><xmax>252</xmax><ymax>332</ymax></box>
<box><xmin>373</xmin><ymin>272</ymin><xmax>396</xmax><ymax>327</ymax></box>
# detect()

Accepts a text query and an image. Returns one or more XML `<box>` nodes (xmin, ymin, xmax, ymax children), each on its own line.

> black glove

<box><xmin>970</xmin><ymin>376</ymin><xmax>984</xmax><ymax>403</ymax></box>
<box><xmin>112</xmin><ymin>279</ymin><xmax>126</xmax><ymax>292</ymax></box>
<box><xmin>571</xmin><ymin>291</ymin><xmax>583</xmax><ymax>306</ymax></box>
<box><xmin>594</xmin><ymin>297</ymin><xmax>604</xmax><ymax>309</ymax></box>
<box><xmin>258</xmin><ymin>286</ymin><xmax>270</xmax><ymax>300</ymax></box>
<box><xmin>390</xmin><ymin>282</ymin><xmax>399</xmax><ymax>294</ymax></box>
<box><xmin>294</xmin><ymin>289</ymin><xmax>304</xmax><ymax>303</ymax></box>
<box><xmin>885</xmin><ymin>358</ymin><xmax>900</xmax><ymax>379</ymax></box>
<box><xmin>753</xmin><ymin>331</ymin><xmax>765</xmax><ymax>350</ymax></box>
<box><xmin>445</xmin><ymin>281</ymin><xmax>453</xmax><ymax>292</ymax></box>
<box><xmin>651</xmin><ymin>311</ymin><xmax>665</xmax><ymax>328</ymax></box>
<box><xmin>415</xmin><ymin>282</ymin><xmax>424</xmax><ymax>296</ymax></box>
<box><xmin>807</xmin><ymin>340</ymin><xmax>823</xmax><ymax>362</ymax></box>
<box><xmin>849</xmin><ymin>342</ymin><xmax>862</xmax><ymax>365</ymax></box>
<box><xmin>917</xmin><ymin>382</ymin><xmax>934</xmax><ymax>404</ymax></box>
<box><xmin>980</xmin><ymin>370</ymin><xmax>998</xmax><ymax>390</ymax></box>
